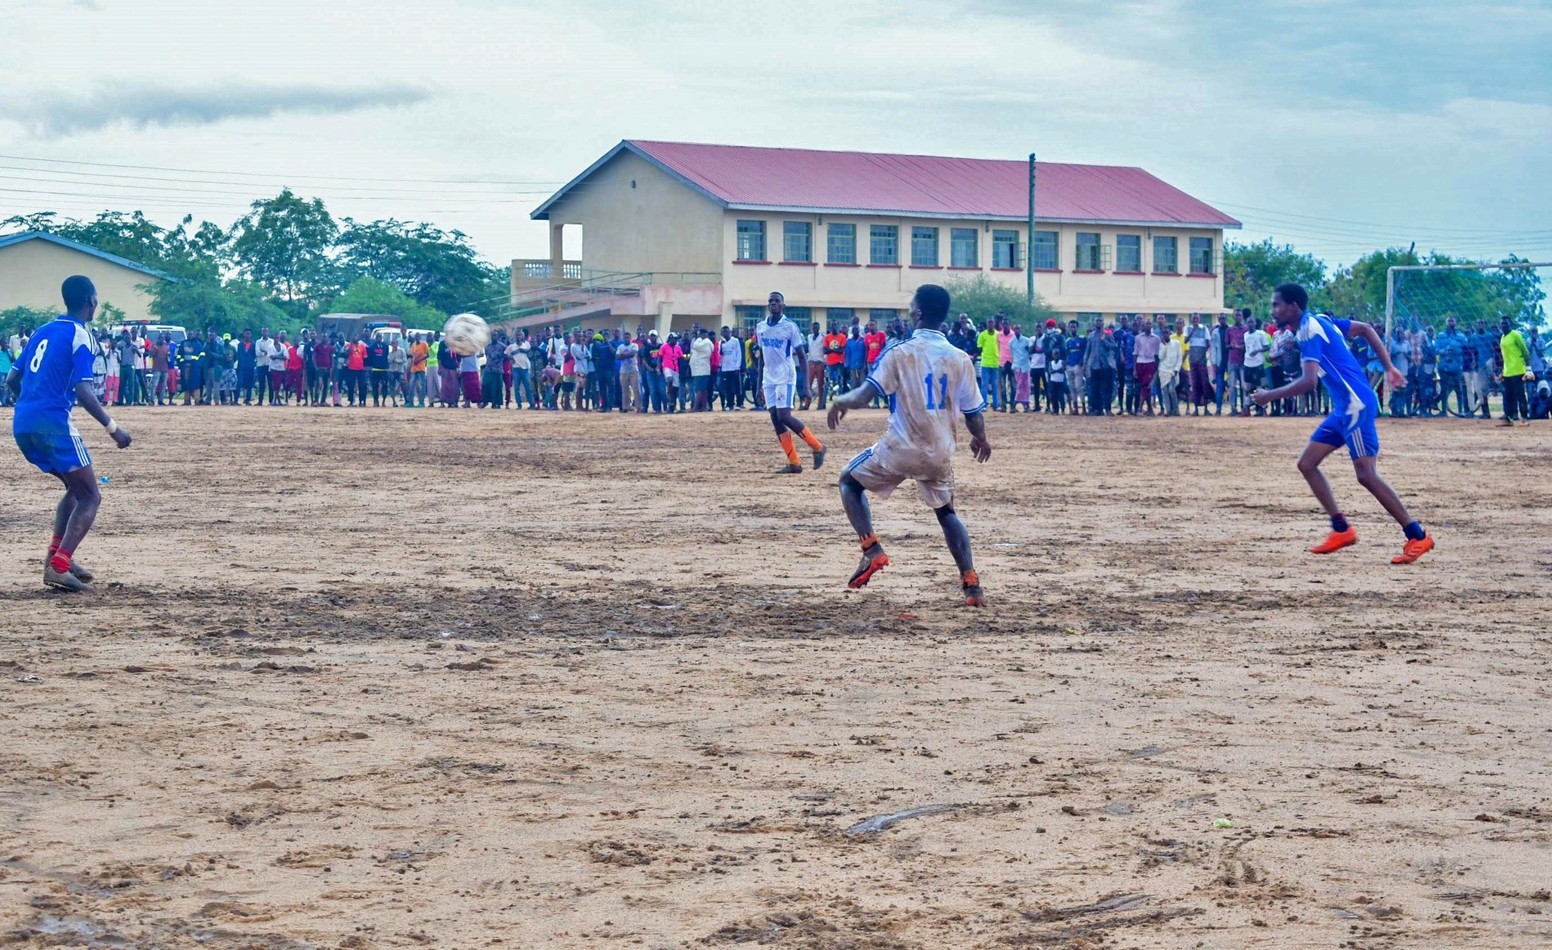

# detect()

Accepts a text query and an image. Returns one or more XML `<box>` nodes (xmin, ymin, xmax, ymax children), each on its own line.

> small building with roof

<box><xmin>520</xmin><ymin>140</ymin><xmax>1241</xmax><ymax>334</ymax></box>
<box><xmin>0</xmin><ymin>231</ymin><xmax>168</xmax><ymax>322</ymax></box>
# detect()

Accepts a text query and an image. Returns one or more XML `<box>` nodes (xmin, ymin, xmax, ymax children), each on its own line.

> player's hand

<box><xmin>827</xmin><ymin>403</ymin><xmax>846</xmax><ymax>430</ymax></box>
<box><xmin>111</xmin><ymin>428</ymin><xmax>132</xmax><ymax>449</ymax></box>
<box><xmin>1251</xmin><ymin>388</ymin><xmax>1271</xmax><ymax>407</ymax></box>
<box><xmin>1386</xmin><ymin>367</ymin><xmax>1407</xmax><ymax>390</ymax></box>
<box><xmin>970</xmin><ymin>435</ymin><xmax>991</xmax><ymax>463</ymax></box>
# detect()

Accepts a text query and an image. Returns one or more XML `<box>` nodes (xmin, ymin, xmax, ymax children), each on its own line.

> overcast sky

<box><xmin>3</xmin><ymin>0</ymin><xmax>1549</xmax><ymax>278</ymax></box>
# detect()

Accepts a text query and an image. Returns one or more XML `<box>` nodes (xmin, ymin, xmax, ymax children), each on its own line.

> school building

<box><xmin>0</xmin><ymin>231</ymin><xmax>167</xmax><ymax>322</ymax></box>
<box><xmin>517</xmin><ymin>140</ymin><xmax>1240</xmax><ymax>335</ymax></box>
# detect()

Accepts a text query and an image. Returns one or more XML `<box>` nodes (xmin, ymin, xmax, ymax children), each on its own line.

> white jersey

<box><xmin>864</xmin><ymin>328</ymin><xmax>983</xmax><ymax>478</ymax></box>
<box><xmin>757</xmin><ymin>316</ymin><xmax>805</xmax><ymax>387</ymax></box>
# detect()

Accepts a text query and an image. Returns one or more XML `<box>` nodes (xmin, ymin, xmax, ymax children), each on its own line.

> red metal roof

<box><xmin>601</xmin><ymin>141</ymin><xmax>1238</xmax><ymax>228</ymax></box>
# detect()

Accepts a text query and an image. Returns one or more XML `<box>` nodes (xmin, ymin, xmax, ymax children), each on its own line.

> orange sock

<box><xmin>798</xmin><ymin>427</ymin><xmax>824</xmax><ymax>451</ymax></box>
<box><xmin>778</xmin><ymin>432</ymin><xmax>800</xmax><ymax>465</ymax></box>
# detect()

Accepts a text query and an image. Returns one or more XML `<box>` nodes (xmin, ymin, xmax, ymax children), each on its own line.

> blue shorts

<box><xmin>14</xmin><ymin>429</ymin><xmax>91</xmax><ymax>476</ymax></box>
<box><xmin>1311</xmin><ymin>404</ymin><xmax>1379</xmax><ymax>459</ymax></box>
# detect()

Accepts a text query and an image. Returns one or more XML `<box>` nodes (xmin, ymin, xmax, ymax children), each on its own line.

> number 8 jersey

<box><xmin>862</xmin><ymin>328</ymin><xmax>984</xmax><ymax>479</ymax></box>
<box><xmin>13</xmin><ymin>316</ymin><xmax>97</xmax><ymax>436</ymax></box>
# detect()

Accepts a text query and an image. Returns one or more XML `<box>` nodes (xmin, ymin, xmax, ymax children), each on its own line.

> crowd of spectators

<box><xmin>1</xmin><ymin>311</ymin><xmax>1546</xmax><ymax>422</ymax></box>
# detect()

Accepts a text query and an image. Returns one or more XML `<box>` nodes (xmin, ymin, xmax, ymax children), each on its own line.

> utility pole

<box><xmin>1026</xmin><ymin>152</ymin><xmax>1037</xmax><ymax>307</ymax></box>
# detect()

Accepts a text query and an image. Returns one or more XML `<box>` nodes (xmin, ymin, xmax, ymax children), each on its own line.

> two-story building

<box><xmin>522</xmin><ymin>140</ymin><xmax>1240</xmax><ymax>334</ymax></box>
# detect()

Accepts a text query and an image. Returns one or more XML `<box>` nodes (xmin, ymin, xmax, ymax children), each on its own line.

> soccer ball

<box><xmin>443</xmin><ymin>313</ymin><xmax>490</xmax><ymax>357</ymax></box>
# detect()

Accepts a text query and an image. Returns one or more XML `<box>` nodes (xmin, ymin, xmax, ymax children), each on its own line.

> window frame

<box><xmin>950</xmin><ymin>228</ymin><xmax>979</xmax><ymax>268</ymax></box>
<box><xmin>1188</xmin><ymin>236</ymin><xmax>1215</xmax><ymax>275</ymax></box>
<box><xmin>1075</xmin><ymin>232</ymin><xmax>1103</xmax><ymax>271</ymax></box>
<box><xmin>782</xmin><ymin>221</ymin><xmax>813</xmax><ymax>263</ymax></box>
<box><xmin>1032</xmin><ymin>230</ymin><xmax>1059</xmax><ymax>271</ymax></box>
<box><xmin>736</xmin><ymin>220</ymin><xmax>767</xmax><ymax>262</ymax></box>
<box><xmin>910</xmin><ymin>226</ymin><xmax>940</xmax><ymax>267</ymax></box>
<box><xmin>991</xmin><ymin>229</ymin><xmax>1021</xmax><ymax>269</ymax></box>
<box><xmin>1152</xmin><ymin>235</ymin><xmax>1179</xmax><ymax>274</ymax></box>
<box><xmin>1115</xmin><ymin>234</ymin><xmax>1143</xmax><ymax>273</ymax></box>
<box><xmin>826</xmin><ymin>223</ymin><xmax>856</xmax><ymax>264</ymax></box>
<box><xmin>869</xmin><ymin>225</ymin><xmax>899</xmax><ymax>266</ymax></box>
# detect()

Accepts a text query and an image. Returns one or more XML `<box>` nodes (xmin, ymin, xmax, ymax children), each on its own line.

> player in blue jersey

<box><xmin>1252</xmin><ymin>283</ymin><xmax>1432</xmax><ymax>564</ymax></box>
<box><xmin>6</xmin><ymin>276</ymin><xmax>134</xmax><ymax>591</ymax></box>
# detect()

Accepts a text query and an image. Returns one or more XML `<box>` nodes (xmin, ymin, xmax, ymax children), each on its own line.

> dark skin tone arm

<box><xmin>1252</xmin><ymin>320</ymin><xmax>1405</xmax><ymax>406</ymax></box>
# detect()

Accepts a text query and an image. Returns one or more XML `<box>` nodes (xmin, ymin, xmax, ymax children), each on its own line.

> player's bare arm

<box><xmin>964</xmin><ymin>410</ymin><xmax>992</xmax><ymax>463</ymax></box>
<box><xmin>826</xmin><ymin>383</ymin><xmax>873</xmax><ymax>430</ymax></box>
<box><xmin>1345</xmin><ymin>320</ymin><xmax>1407</xmax><ymax>390</ymax></box>
<box><xmin>75</xmin><ymin>381</ymin><xmax>132</xmax><ymax>449</ymax></box>
<box><xmin>1252</xmin><ymin>361</ymin><xmax>1319</xmax><ymax>406</ymax></box>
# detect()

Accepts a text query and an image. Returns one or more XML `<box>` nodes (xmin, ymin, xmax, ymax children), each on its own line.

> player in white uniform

<box><xmin>757</xmin><ymin>291</ymin><xmax>826</xmax><ymax>473</ymax></box>
<box><xmin>827</xmin><ymin>284</ymin><xmax>992</xmax><ymax>606</ymax></box>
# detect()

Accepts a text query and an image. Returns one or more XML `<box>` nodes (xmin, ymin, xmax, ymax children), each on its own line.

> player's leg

<box><xmin>780</xmin><ymin>401</ymin><xmax>826</xmax><ymax>469</ymax></box>
<box><xmin>769</xmin><ymin>400</ymin><xmax>802</xmax><ymax>472</ymax></box>
<box><xmin>933</xmin><ymin>501</ymin><xmax>982</xmax><ymax>607</ymax></box>
<box><xmin>1296</xmin><ymin>435</ymin><xmax>1358</xmax><ymax>555</ymax></box>
<box><xmin>1350</xmin><ymin>451</ymin><xmax>1432</xmax><ymax>563</ymax></box>
<box><xmin>839</xmin><ymin>470</ymin><xmax>889</xmax><ymax>588</ymax></box>
<box><xmin>45</xmin><ymin>467</ymin><xmax>101</xmax><ymax>591</ymax></box>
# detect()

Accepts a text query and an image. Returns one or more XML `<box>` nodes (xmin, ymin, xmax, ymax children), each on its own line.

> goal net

<box><xmin>1386</xmin><ymin>260</ymin><xmax>1549</xmax><ymax>336</ymax></box>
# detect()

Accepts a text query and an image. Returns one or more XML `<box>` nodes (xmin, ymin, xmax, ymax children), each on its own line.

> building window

<box><xmin>783</xmin><ymin>222</ymin><xmax>812</xmax><ymax>263</ymax></box>
<box><xmin>991</xmin><ymin>229</ymin><xmax>1020</xmax><ymax>268</ymax></box>
<box><xmin>1075</xmin><ymin>232</ymin><xmax>1102</xmax><ymax>271</ymax></box>
<box><xmin>784</xmin><ymin>306</ymin><xmax>812</xmax><ymax>324</ymax></box>
<box><xmin>1189</xmin><ymin>237</ymin><xmax>1215</xmax><ymax>275</ymax></box>
<box><xmin>870</xmin><ymin>225</ymin><xmax>898</xmax><ymax>265</ymax></box>
<box><xmin>827</xmin><ymin>223</ymin><xmax>856</xmax><ymax>264</ymax></box>
<box><xmin>1077</xmin><ymin>312</ymin><xmax>1103</xmax><ymax>330</ymax></box>
<box><xmin>1033</xmin><ymin>230</ymin><xmax>1059</xmax><ymax>270</ymax></box>
<box><xmin>1116</xmin><ymin>234</ymin><xmax>1142</xmax><ymax>272</ymax></box>
<box><xmin>869</xmin><ymin>309</ymin><xmax>898</xmax><ymax>324</ymax></box>
<box><xmin>1153</xmin><ymin>236</ymin><xmax>1178</xmax><ymax>274</ymax></box>
<box><xmin>736</xmin><ymin>220</ymin><xmax>766</xmax><ymax>261</ymax></box>
<box><xmin>910</xmin><ymin>227</ymin><xmax>939</xmax><ymax>266</ymax></box>
<box><xmin>736</xmin><ymin>306</ymin><xmax>764</xmax><ymax>331</ymax></box>
<box><xmin>826</xmin><ymin>307</ymin><xmax>855</xmax><ymax>327</ymax></box>
<box><xmin>949</xmin><ymin>228</ymin><xmax>978</xmax><ymax>268</ymax></box>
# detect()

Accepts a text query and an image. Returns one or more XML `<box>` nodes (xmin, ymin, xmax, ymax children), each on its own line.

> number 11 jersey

<box><xmin>862</xmin><ymin>328</ymin><xmax>984</xmax><ymax>480</ymax></box>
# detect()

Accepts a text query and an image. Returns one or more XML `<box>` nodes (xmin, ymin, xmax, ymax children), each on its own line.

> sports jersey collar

<box><xmin>911</xmin><ymin>328</ymin><xmax>947</xmax><ymax>341</ymax></box>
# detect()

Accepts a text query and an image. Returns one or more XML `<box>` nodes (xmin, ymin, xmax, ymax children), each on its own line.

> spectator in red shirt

<box><xmin>285</xmin><ymin>331</ymin><xmax>306</xmax><ymax>406</ymax></box>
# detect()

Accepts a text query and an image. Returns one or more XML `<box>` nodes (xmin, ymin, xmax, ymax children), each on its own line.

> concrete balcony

<box><xmin>512</xmin><ymin>259</ymin><xmax>583</xmax><ymax>289</ymax></box>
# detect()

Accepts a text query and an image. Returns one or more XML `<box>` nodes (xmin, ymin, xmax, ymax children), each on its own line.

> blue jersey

<box><xmin>12</xmin><ymin>316</ymin><xmax>96</xmax><ymax>436</ymax></box>
<box><xmin>1297</xmin><ymin>312</ymin><xmax>1376</xmax><ymax>419</ymax></box>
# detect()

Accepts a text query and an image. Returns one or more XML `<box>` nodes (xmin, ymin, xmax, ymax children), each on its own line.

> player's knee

<box><xmin>1355</xmin><ymin>467</ymin><xmax>1381</xmax><ymax>490</ymax></box>
<box><xmin>1296</xmin><ymin>455</ymin><xmax>1319</xmax><ymax>477</ymax></box>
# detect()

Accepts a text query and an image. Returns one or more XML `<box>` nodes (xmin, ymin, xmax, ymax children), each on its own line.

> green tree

<box><xmin>230</xmin><ymin>189</ymin><xmax>340</xmax><ymax>316</ymax></box>
<box><xmin>320</xmin><ymin>276</ymin><xmax>446</xmax><ymax>327</ymax></box>
<box><xmin>1</xmin><ymin>305</ymin><xmax>56</xmax><ymax>338</ymax></box>
<box><xmin>335</xmin><ymin>218</ymin><xmax>495</xmax><ymax>314</ymax></box>
<box><xmin>1223</xmin><ymin>239</ymin><xmax>1327</xmax><ymax>319</ymax></box>
<box><xmin>147</xmin><ymin>276</ymin><xmax>295</xmax><ymax>336</ymax></box>
<box><xmin>942</xmin><ymin>275</ymin><xmax>1059</xmax><ymax>331</ymax></box>
<box><xmin>1319</xmin><ymin>247</ymin><xmax>1421</xmax><ymax>322</ymax></box>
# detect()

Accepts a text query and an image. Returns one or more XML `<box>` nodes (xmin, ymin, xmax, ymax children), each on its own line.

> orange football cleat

<box><xmin>848</xmin><ymin>534</ymin><xmax>889</xmax><ymax>589</ymax></box>
<box><xmin>961</xmin><ymin>570</ymin><xmax>985</xmax><ymax>607</ymax></box>
<box><xmin>1391</xmin><ymin>535</ymin><xmax>1434</xmax><ymax>564</ymax></box>
<box><xmin>1309</xmin><ymin>527</ymin><xmax>1358</xmax><ymax>554</ymax></box>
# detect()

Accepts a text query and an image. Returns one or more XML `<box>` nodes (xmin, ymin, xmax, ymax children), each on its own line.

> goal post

<box><xmin>1385</xmin><ymin>261</ymin><xmax>1550</xmax><ymax>338</ymax></box>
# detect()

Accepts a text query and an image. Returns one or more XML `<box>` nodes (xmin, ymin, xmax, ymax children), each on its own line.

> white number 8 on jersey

<box><xmin>29</xmin><ymin>339</ymin><xmax>48</xmax><ymax>373</ymax></box>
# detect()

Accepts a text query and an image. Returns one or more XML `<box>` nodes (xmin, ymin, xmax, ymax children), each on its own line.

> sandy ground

<box><xmin>0</xmin><ymin>402</ymin><xmax>1549</xmax><ymax>949</ymax></box>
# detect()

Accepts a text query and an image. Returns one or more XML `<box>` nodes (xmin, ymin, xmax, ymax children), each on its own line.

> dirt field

<box><xmin>1</xmin><ymin>404</ymin><xmax>1549</xmax><ymax>949</ymax></box>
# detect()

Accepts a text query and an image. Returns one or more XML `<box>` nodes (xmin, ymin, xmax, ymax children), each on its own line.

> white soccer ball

<box><xmin>443</xmin><ymin>313</ymin><xmax>490</xmax><ymax>357</ymax></box>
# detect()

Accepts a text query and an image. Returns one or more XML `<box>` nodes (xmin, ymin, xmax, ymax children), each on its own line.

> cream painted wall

<box><xmin>0</xmin><ymin>239</ymin><xmax>161</xmax><ymax>322</ymax></box>
<box><xmin>718</xmin><ymin>212</ymin><xmax>1227</xmax><ymax>324</ymax></box>
<box><xmin>543</xmin><ymin>151</ymin><xmax>725</xmax><ymax>277</ymax></box>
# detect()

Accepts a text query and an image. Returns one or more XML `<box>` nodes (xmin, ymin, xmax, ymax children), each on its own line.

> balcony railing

<box><xmin>516</xmin><ymin>260</ymin><xmax>583</xmax><ymax>282</ymax></box>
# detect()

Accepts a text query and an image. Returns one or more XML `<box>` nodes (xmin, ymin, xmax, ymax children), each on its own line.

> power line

<box><xmin>1215</xmin><ymin>200</ymin><xmax>1552</xmax><ymax>237</ymax></box>
<box><xmin>0</xmin><ymin>153</ymin><xmax>565</xmax><ymax>187</ymax></box>
<box><xmin>0</xmin><ymin>165</ymin><xmax>560</xmax><ymax>198</ymax></box>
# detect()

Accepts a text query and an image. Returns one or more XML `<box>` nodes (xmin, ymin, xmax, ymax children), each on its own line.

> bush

<box><xmin>941</xmin><ymin>275</ymin><xmax>1059</xmax><ymax>332</ymax></box>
